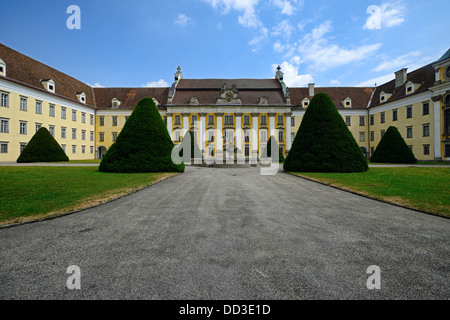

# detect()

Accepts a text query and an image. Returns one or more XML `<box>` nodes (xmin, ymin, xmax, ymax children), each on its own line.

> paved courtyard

<box><xmin>0</xmin><ymin>166</ymin><xmax>448</xmax><ymax>299</ymax></box>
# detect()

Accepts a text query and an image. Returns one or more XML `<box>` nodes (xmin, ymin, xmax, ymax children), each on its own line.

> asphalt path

<box><xmin>0</xmin><ymin>166</ymin><xmax>448</xmax><ymax>299</ymax></box>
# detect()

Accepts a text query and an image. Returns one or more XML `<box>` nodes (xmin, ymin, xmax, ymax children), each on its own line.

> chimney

<box><xmin>308</xmin><ymin>83</ymin><xmax>315</xmax><ymax>97</ymax></box>
<box><xmin>394</xmin><ymin>68</ymin><xmax>408</xmax><ymax>88</ymax></box>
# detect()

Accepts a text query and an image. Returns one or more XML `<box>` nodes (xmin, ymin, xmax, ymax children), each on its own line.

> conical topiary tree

<box><xmin>17</xmin><ymin>127</ymin><xmax>69</xmax><ymax>163</ymax></box>
<box><xmin>179</xmin><ymin>130</ymin><xmax>203</xmax><ymax>160</ymax></box>
<box><xmin>284</xmin><ymin>92</ymin><xmax>368</xmax><ymax>172</ymax></box>
<box><xmin>262</xmin><ymin>136</ymin><xmax>285</xmax><ymax>163</ymax></box>
<box><xmin>370</xmin><ymin>126</ymin><xmax>417</xmax><ymax>163</ymax></box>
<box><xmin>99</xmin><ymin>98</ymin><xmax>185</xmax><ymax>173</ymax></box>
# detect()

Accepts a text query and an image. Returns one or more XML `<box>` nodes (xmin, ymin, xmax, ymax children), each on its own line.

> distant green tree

<box><xmin>370</xmin><ymin>126</ymin><xmax>417</xmax><ymax>163</ymax></box>
<box><xmin>99</xmin><ymin>98</ymin><xmax>185</xmax><ymax>173</ymax></box>
<box><xmin>17</xmin><ymin>127</ymin><xmax>69</xmax><ymax>163</ymax></box>
<box><xmin>284</xmin><ymin>92</ymin><xmax>368</xmax><ymax>172</ymax></box>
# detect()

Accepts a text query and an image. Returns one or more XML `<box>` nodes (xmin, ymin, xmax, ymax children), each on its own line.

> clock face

<box><xmin>225</xmin><ymin>91</ymin><xmax>233</xmax><ymax>101</ymax></box>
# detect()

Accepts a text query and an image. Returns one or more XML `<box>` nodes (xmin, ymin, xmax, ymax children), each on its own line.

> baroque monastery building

<box><xmin>1</xmin><ymin>43</ymin><xmax>449</xmax><ymax>162</ymax></box>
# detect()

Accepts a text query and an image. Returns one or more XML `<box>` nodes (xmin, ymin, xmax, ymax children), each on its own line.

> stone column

<box><xmin>199</xmin><ymin>113</ymin><xmax>207</xmax><ymax>154</ymax></box>
<box><xmin>166</xmin><ymin>113</ymin><xmax>173</xmax><ymax>141</ymax></box>
<box><xmin>216</xmin><ymin>113</ymin><xmax>224</xmax><ymax>163</ymax></box>
<box><xmin>251</xmin><ymin>113</ymin><xmax>260</xmax><ymax>165</ymax></box>
<box><xmin>235</xmin><ymin>113</ymin><xmax>243</xmax><ymax>161</ymax></box>
<box><xmin>182</xmin><ymin>113</ymin><xmax>190</xmax><ymax>137</ymax></box>
<box><xmin>269</xmin><ymin>112</ymin><xmax>276</xmax><ymax>138</ymax></box>
<box><xmin>432</xmin><ymin>95</ymin><xmax>442</xmax><ymax>159</ymax></box>
<box><xmin>285</xmin><ymin>112</ymin><xmax>292</xmax><ymax>153</ymax></box>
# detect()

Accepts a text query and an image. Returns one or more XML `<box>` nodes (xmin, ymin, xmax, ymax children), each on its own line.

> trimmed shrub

<box><xmin>99</xmin><ymin>98</ymin><xmax>185</xmax><ymax>173</ymax></box>
<box><xmin>262</xmin><ymin>136</ymin><xmax>285</xmax><ymax>163</ymax></box>
<box><xmin>283</xmin><ymin>92</ymin><xmax>368</xmax><ymax>172</ymax></box>
<box><xmin>370</xmin><ymin>126</ymin><xmax>417</xmax><ymax>163</ymax></box>
<box><xmin>17</xmin><ymin>127</ymin><xmax>69</xmax><ymax>163</ymax></box>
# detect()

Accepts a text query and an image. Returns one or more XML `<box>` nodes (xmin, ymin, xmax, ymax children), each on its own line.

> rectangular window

<box><xmin>370</xmin><ymin>115</ymin><xmax>374</xmax><ymax>126</ymax></box>
<box><xmin>99</xmin><ymin>116</ymin><xmax>105</xmax><ymax>126</ymax></box>
<box><xmin>72</xmin><ymin>145</ymin><xmax>76</xmax><ymax>154</ymax></box>
<box><xmin>224</xmin><ymin>115</ymin><xmax>234</xmax><ymax>125</ymax></box>
<box><xmin>82</xmin><ymin>145</ymin><xmax>86</xmax><ymax>154</ymax></box>
<box><xmin>359</xmin><ymin>116</ymin><xmax>365</xmax><ymax>126</ymax></box>
<box><xmin>90</xmin><ymin>146</ymin><xmax>94</xmax><ymax>154</ymax></box>
<box><xmin>19</xmin><ymin>122</ymin><xmax>27</xmax><ymax>135</ymax></box>
<box><xmin>381</xmin><ymin>130</ymin><xmax>385</xmax><ymax>138</ymax></box>
<box><xmin>278</xmin><ymin>130</ymin><xmax>284</xmax><ymax>142</ymax></box>
<box><xmin>61</xmin><ymin>127</ymin><xmax>66</xmax><ymax>139</ymax></box>
<box><xmin>291</xmin><ymin>133</ymin><xmax>295</xmax><ymax>142</ymax></box>
<box><xmin>406</xmin><ymin>106</ymin><xmax>412</xmax><ymax>119</ymax></box>
<box><xmin>90</xmin><ymin>131</ymin><xmax>94</xmax><ymax>141</ymax></box>
<box><xmin>81</xmin><ymin>113</ymin><xmax>86</xmax><ymax>124</ymax></box>
<box><xmin>208</xmin><ymin>130</ymin><xmax>214</xmax><ymax>142</ymax></box>
<box><xmin>291</xmin><ymin>117</ymin><xmax>295</xmax><ymax>127</ymax></box>
<box><xmin>72</xmin><ymin>110</ymin><xmax>77</xmax><ymax>121</ymax></box>
<box><xmin>49</xmin><ymin>104</ymin><xmax>55</xmax><ymax>117</ymax></box>
<box><xmin>445</xmin><ymin>144</ymin><xmax>450</xmax><ymax>157</ymax></box>
<box><xmin>0</xmin><ymin>119</ymin><xmax>9</xmax><ymax>133</ymax></box>
<box><xmin>35</xmin><ymin>123</ymin><xmax>42</xmax><ymax>133</ymax></box>
<box><xmin>244</xmin><ymin>130</ymin><xmax>250</xmax><ymax>143</ymax></box>
<box><xmin>90</xmin><ymin>115</ymin><xmax>94</xmax><ymax>125</ymax></box>
<box><xmin>245</xmin><ymin>146</ymin><xmax>250</xmax><ymax>157</ymax></box>
<box><xmin>208</xmin><ymin>146</ymin><xmax>215</xmax><ymax>157</ymax></box>
<box><xmin>72</xmin><ymin>129</ymin><xmax>77</xmax><ymax>139</ymax></box>
<box><xmin>393</xmin><ymin>109</ymin><xmax>398</xmax><ymax>121</ymax></box>
<box><xmin>174</xmin><ymin>115</ymin><xmax>181</xmax><ymax>126</ymax></box>
<box><xmin>380</xmin><ymin>112</ymin><xmax>385</xmax><ymax>123</ymax></box>
<box><xmin>260</xmin><ymin>115</ymin><xmax>267</xmax><ymax>126</ymax></box>
<box><xmin>346</xmin><ymin>116</ymin><xmax>351</xmax><ymax>126</ymax></box>
<box><xmin>112</xmin><ymin>116</ymin><xmax>118</xmax><ymax>126</ymax></box>
<box><xmin>208</xmin><ymin>115</ymin><xmax>214</xmax><ymax>126</ymax></box>
<box><xmin>20</xmin><ymin>143</ymin><xmax>27</xmax><ymax>153</ymax></box>
<box><xmin>20</xmin><ymin>97</ymin><xmax>27</xmax><ymax>111</ymax></box>
<box><xmin>174</xmin><ymin>130</ymin><xmax>181</xmax><ymax>142</ymax></box>
<box><xmin>61</xmin><ymin>144</ymin><xmax>66</xmax><ymax>153</ymax></box>
<box><xmin>244</xmin><ymin>115</ymin><xmax>250</xmax><ymax>126</ymax></box>
<box><xmin>423</xmin><ymin>102</ymin><xmax>430</xmax><ymax>115</ymax></box>
<box><xmin>0</xmin><ymin>143</ymin><xmax>8</xmax><ymax>153</ymax></box>
<box><xmin>49</xmin><ymin>125</ymin><xmax>55</xmax><ymax>137</ymax></box>
<box><xmin>360</xmin><ymin>132</ymin><xmax>365</xmax><ymax>142</ymax></box>
<box><xmin>112</xmin><ymin>132</ymin><xmax>118</xmax><ymax>142</ymax></box>
<box><xmin>370</xmin><ymin>131</ymin><xmax>375</xmax><ymax>142</ymax></box>
<box><xmin>99</xmin><ymin>132</ymin><xmax>104</xmax><ymax>142</ymax></box>
<box><xmin>81</xmin><ymin>130</ymin><xmax>86</xmax><ymax>140</ymax></box>
<box><xmin>277</xmin><ymin>115</ymin><xmax>284</xmax><ymax>126</ymax></box>
<box><xmin>35</xmin><ymin>101</ymin><xmax>42</xmax><ymax>114</ymax></box>
<box><xmin>423</xmin><ymin>124</ymin><xmax>430</xmax><ymax>137</ymax></box>
<box><xmin>0</xmin><ymin>92</ymin><xmax>9</xmax><ymax>107</ymax></box>
<box><xmin>260</xmin><ymin>130</ymin><xmax>267</xmax><ymax>142</ymax></box>
<box><xmin>406</xmin><ymin>126</ymin><xmax>413</xmax><ymax>139</ymax></box>
<box><xmin>191</xmin><ymin>115</ymin><xmax>198</xmax><ymax>125</ymax></box>
<box><xmin>423</xmin><ymin>145</ymin><xmax>430</xmax><ymax>156</ymax></box>
<box><xmin>61</xmin><ymin>107</ymin><xmax>66</xmax><ymax>119</ymax></box>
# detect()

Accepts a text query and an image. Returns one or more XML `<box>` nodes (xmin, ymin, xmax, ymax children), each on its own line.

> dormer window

<box><xmin>111</xmin><ymin>98</ymin><xmax>121</xmax><ymax>109</ymax></box>
<box><xmin>405</xmin><ymin>81</ymin><xmax>419</xmax><ymax>95</ymax></box>
<box><xmin>302</xmin><ymin>98</ymin><xmax>310</xmax><ymax>108</ymax></box>
<box><xmin>0</xmin><ymin>58</ymin><xmax>5</xmax><ymax>77</ymax></box>
<box><xmin>152</xmin><ymin>98</ymin><xmax>160</xmax><ymax>106</ymax></box>
<box><xmin>41</xmin><ymin>79</ymin><xmax>55</xmax><ymax>93</ymax></box>
<box><xmin>379</xmin><ymin>91</ymin><xmax>392</xmax><ymax>104</ymax></box>
<box><xmin>406</xmin><ymin>85</ymin><xmax>413</xmax><ymax>94</ymax></box>
<box><xmin>75</xmin><ymin>92</ymin><xmax>86</xmax><ymax>104</ymax></box>
<box><xmin>343</xmin><ymin>98</ymin><xmax>352</xmax><ymax>108</ymax></box>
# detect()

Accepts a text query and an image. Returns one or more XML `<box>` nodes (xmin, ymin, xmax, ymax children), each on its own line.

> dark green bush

<box><xmin>17</xmin><ymin>127</ymin><xmax>69</xmax><ymax>163</ymax></box>
<box><xmin>370</xmin><ymin>126</ymin><xmax>417</xmax><ymax>163</ymax></box>
<box><xmin>284</xmin><ymin>92</ymin><xmax>368</xmax><ymax>172</ymax></box>
<box><xmin>262</xmin><ymin>136</ymin><xmax>285</xmax><ymax>163</ymax></box>
<box><xmin>99</xmin><ymin>98</ymin><xmax>185</xmax><ymax>173</ymax></box>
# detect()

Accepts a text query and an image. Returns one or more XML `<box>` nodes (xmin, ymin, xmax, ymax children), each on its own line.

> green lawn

<box><xmin>289</xmin><ymin>168</ymin><xmax>450</xmax><ymax>217</ymax></box>
<box><xmin>0</xmin><ymin>167</ymin><xmax>179</xmax><ymax>225</ymax></box>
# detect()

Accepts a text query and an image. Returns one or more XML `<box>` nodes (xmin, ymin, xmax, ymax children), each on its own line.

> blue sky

<box><xmin>1</xmin><ymin>0</ymin><xmax>449</xmax><ymax>88</ymax></box>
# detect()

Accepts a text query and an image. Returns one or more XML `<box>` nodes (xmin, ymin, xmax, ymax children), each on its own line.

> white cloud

<box><xmin>297</xmin><ymin>21</ymin><xmax>382</xmax><ymax>71</ymax></box>
<box><xmin>143</xmin><ymin>79</ymin><xmax>169</xmax><ymax>87</ymax></box>
<box><xmin>272</xmin><ymin>60</ymin><xmax>313</xmax><ymax>87</ymax></box>
<box><xmin>174</xmin><ymin>14</ymin><xmax>193</xmax><ymax>26</ymax></box>
<box><xmin>91</xmin><ymin>82</ymin><xmax>104</xmax><ymax>88</ymax></box>
<box><xmin>364</xmin><ymin>1</ymin><xmax>406</xmax><ymax>29</ymax></box>
<box><xmin>271</xmin><ymin>0</ymin><xmax>297</xmax><ymax>15</ymax></box>
<box><xmin>203</xmin><ymin>0</ymin><xmax>261</xmax><ymax>29</ymax></box>
<box><xmin>330</xmin><ymin>79</ymin><xmax>341</xmax><ymax>85</ymax></box>
<box><xmin>356</xmin><ymin>73</ymin><xmax>394</xmax><ymax>87</ymax></box>
<box><xmin>372</xmin><ymin>51</ymin><xmax>420</xmax><ymax>72</ymax></box>
<box><xmin>271</xmin><ymin>20</ymin><xmax>294</xmax><ymax>39</ymax></box>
